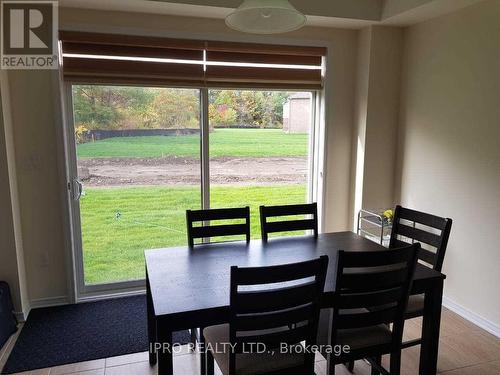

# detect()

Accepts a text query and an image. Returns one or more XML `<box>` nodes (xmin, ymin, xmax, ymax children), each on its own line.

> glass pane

<box><xmin>73</xmin><ymin>85</ymin><xmax>201</xmax><ymax>285</ymax></box>
<box><xmin>208</xmin><ymin>90</ymin><xmax>312</xmax><ymax>240</ymax></box>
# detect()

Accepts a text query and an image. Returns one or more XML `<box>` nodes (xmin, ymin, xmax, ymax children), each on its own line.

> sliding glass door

<box><xmin>68</xmin><ymin>85</ymin><xmax>201</xmax><ymax>291</ymax></box>
<box><xmin>208</xmin><ymin>89</ymin><xmax>314</xmax><ymax>238</ymax></box>
<box><xmin>66</xmin><ymin>84</ymin><xmax>318</xmax><ymax>297</ymax></box>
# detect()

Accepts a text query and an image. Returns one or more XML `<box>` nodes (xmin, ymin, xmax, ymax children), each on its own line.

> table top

<box><xmin>145</xmin><ymin>231</ymin><xmax>445</xmax><ymax>318</ymax></box>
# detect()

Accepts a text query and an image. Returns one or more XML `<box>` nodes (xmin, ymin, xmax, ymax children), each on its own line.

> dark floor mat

<box><xmin>2</xmin><ymin>295</ymin><xmax>190</xmax><ymax>374</ymax></box>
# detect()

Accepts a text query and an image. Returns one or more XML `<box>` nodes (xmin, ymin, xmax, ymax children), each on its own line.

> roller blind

<box><xmin>60</xmin><ymin>31</ymin><xmax>326</xmax><ymax>89</ymax></box>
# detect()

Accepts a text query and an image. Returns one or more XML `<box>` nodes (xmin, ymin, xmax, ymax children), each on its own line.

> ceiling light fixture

<box><xmin>225</xmin><ymin>0</ymin><xmax>306</xmax><ymax>34</ymax></box>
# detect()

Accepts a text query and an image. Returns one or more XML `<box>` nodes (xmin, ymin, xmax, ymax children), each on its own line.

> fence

<box><xmin>85</xmin><ymin>128</ymin><xmax>200</xmax><ymax>141</ymax></box>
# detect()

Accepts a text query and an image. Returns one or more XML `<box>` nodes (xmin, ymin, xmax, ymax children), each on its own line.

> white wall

<box><xmin>0</xmin><ymin>74</ymin><xmax>29</xmax><ymax>316</ymax></box>
<box><xmin>3</xmin><ymin>71</ymin><xmax>69</xmax><ymax>307</ymax></box>
<box><xmin>350</xmin><ymin>26</ymin><xmax>403</xmax><ymax>228</ymax></box>
<box><xmin>396</xmin><ymin>0</ymin><xmax>500</xmax><ymax>330</ymax></box>
<box><xmin>362</xmin><ymin>27</ymin><xmax>402</xmax><ymax>210</ymax></box>
<box><xmin>350</xmin><ymin>27</ymin><xmax>371</xmax><ymax>229</ymax></box>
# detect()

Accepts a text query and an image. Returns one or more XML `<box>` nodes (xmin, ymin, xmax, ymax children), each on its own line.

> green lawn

<box><xmin>77</xmin><ymin>129</ymin><xmax>308</xmax><ymax>158</ymax></box>
<box><xmin>81</xmin><ymin>184</ymin><xmax>306</xmax><ymax>284</ymax></box>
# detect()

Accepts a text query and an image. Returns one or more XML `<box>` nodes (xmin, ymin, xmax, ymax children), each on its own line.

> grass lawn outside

<box><xmin>81</xmin><ymin>184</ymin><xmax>307</xmax><ymax>284</ymax></box>
<box><xmin>77</xmin><ymin>129</ymin><xmax>308</xmax><ymax>158</ymax></box>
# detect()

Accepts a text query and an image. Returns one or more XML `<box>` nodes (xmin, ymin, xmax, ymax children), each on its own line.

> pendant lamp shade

<box><xmin>225</xmin><ymin>0</ymin><xmax>306</xmax><ymax>34</ymax></box>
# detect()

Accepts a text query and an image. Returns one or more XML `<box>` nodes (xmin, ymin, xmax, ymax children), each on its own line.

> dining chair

<box><xmin>186</xmin><ymin>206</ymin><xmax>251</xmax><ymax>247</ymax></box>
<box><xmin>203</xmin><ymin>256</ymin><xmax>329</xmax><ymax>375</ymax></box>
<box><xmin>259</xmin><ymin>202</ymin><xmax>318</xmax><ymax>242</ymax></box>
<box><xmin>317</xmin><ymin>243</ymin><xmax>420</xmax><ymax>375</ymax></box>
<box><xmin>185</xmin><ymin>206</ymin><xmax>250</xmax><ymax>359</ymax></box>
<box><xmin>390</xmin><ymin>205</ymin><xmax>452</xmax><ymax>348</ymax></box>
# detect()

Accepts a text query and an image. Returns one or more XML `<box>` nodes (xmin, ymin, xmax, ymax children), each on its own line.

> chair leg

<box><xmin>328</xmin><ymin>360</ymin><xmax>336</xmax><ymax>375</ymax></box>
<box><xmin>371</xmin><ymin>356</ymin><xmax>382</xmax><ymax>375</ymax></box>
<box><xmin>206</xmin><ymin>349</ymin><xmax>215</xmax><ymax>375</ymax></box>
<box><xmin>200</xmin><ymin>327</ymin><xmax>206</xmax><ymax>375</ymax></box>
<box><xmin>190</xmin><ymin>327</ymin><xmax>198</xmax><ymax>352</ymax></box>
<box><xmin>389</xmin><ymin>351</ymin><xmax>401</xmax><ymax>375</ymax></box>
<box><xmin>344</xmin><ymin>361</ymin><xmax>354</xmax><ymax>372</ymax></box>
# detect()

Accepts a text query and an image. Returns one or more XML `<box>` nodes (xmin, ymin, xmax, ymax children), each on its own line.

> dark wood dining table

<box><xmin>145</xmin><ymin>231</ymin><xmax>445</xmax><ymax>375</ymax></box>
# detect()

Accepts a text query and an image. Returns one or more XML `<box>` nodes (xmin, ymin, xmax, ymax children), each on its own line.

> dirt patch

<box><xmin>78</xmin><ymin>156</ymin><xmax>308</xmax><ymax>187</ymax></box>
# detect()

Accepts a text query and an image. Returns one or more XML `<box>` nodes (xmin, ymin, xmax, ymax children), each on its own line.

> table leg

<box><xmin>146</xmin><ymin>271</ymin><xmax>157</xmax><ymax>366</ymax></box>
<box><xmin>419</xmin><ymin>278</ymin><xmax>444</xmax><ymax>375</ymax></box>
<box><xmin>200</xmin><ymin>327</ymin><xmax>206</xmax><ymax>375</ymax></box>
<box><xmin>157</xmin><ymin>321</ymin><xmax>174</xmax><ymax>375</ymax></box>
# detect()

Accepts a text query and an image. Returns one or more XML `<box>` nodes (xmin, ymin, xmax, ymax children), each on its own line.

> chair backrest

<box><xmin>186</xmin><ymin>207</ymin><xmax>250</xmax><ymax>247</ymax></box>
<box><xmin>229</xmin><ymin>256</ymin><xmax>328</xmax><ymax>375</ymax></box>
<box><xmin>390</xmin><ymin>205</ymin><xmax>452</xmax><ymax>271</ymax></box>
<box><xmin>331</xmin><ymin>244</ymin><xmax>420</xmax><ymax>352</ymax></box>
<box><xmin>259</xmin><ymin>202</ymin><xmax>318</xmax><ymax>242</ymax></box>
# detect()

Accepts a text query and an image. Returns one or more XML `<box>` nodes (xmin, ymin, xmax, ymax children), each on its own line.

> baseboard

<box><xmin>14</xmin><ymin>311</ymin><xmax>26</xmax><ymax>322</ymax></box>
<box><xmin>29</xmin><ymin>295</ymin><xmax>69</xmax><ymax>309</ymax></box>
<box><xmin>13</xmin><ymin>297</ymin><xmax>68</xmax><ymax>322</ymax></box>
<box><xmin>77</xmin><ymin>288</ymin><xmax>145</xmax><ymax>303</ymax></box>
<box><xmin>0</xmin><ymin>323</ymin><xmax>21</xmax><ymax>370</ymax></box>
<box><xmin>443</xmin><ymin>296</ymin><xmax>500</xmax><ymax>338</ymax></box>
<box><xmin>0</xmin><ymin>333</ymin><xmax>14</xmax><ymax>369</ymax></box>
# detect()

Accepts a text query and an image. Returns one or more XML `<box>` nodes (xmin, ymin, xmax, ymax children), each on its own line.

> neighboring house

<box><xmin>283</xmin><ymin>92</ymin><xmax>311</xmax><ymax>133</ymax></box>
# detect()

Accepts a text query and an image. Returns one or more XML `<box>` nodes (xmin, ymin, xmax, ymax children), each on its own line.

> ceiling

<box><xmin>59</xmin><ymin>0</ymin><xmax>486</xmax><ymax>29</ymax></box>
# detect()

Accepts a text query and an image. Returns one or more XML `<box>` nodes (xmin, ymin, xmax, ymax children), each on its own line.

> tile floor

<box><xmin>0</xmin><ymin>308</ymin><xmax>499</xmax><ymax>375</ymax></box>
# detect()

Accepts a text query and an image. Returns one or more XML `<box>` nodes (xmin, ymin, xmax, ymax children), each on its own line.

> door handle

<box><xmin>73</xmin><ymin>178</ymin><xmax>83</xmax><ymax>201</ymax></box>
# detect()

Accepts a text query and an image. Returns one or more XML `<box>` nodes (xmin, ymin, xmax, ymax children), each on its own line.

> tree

<box><xmin>209</xmin><ymin>103</ymin><xmax>237</xmax><ymax>127</ymax></box>
<box><xmin>73</xmin><ymin>85</ymin><xmax>121</xmax><ymax>129</ymax></box>
<box><xmin>149</xmin><ymin>88</ymin><xmax>199</xmax><ymax>129</ymax></box>
<box><xmin>72</xmin><ymin>85</ymin><xmax>292</xmax><ymax>130</ymax></box>
<box><xmin>208</xmin><ymin>90</ymin><xmax>291</xmax><ymax>128</ymax></box>
<box><xmin>73</xmin><ymin>85</ymin><xmax>157</xmax><ymax>130</ymax></box>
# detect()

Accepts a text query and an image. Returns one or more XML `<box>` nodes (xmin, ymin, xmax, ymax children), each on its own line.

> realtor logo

<box><xmin>1</xmin><ymin>1</ymin><xmax>58</xmax><ymax>69</ymax></box>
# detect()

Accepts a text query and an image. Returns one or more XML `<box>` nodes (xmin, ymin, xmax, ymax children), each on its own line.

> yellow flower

<box><xmin>383</xmin><ymin>209</ymin><xmax>394</xmax><ymax>220</ymax></box>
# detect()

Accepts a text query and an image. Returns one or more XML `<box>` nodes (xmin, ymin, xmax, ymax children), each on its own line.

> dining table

<box><xmin>145</xmin><ymin>231</ymin><xmax>445</xmax><ymax>375</ymax></box>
